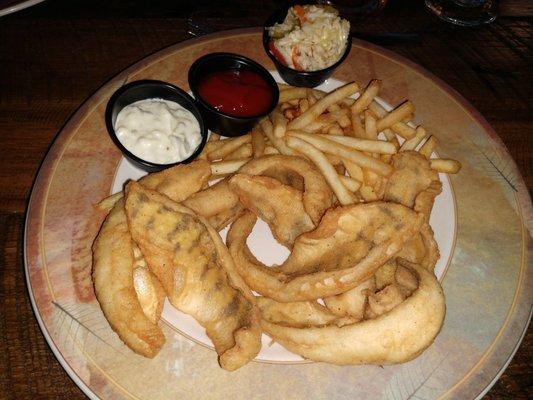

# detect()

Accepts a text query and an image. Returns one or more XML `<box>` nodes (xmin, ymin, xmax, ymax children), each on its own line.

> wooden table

<box><xmin>0</xmin><ymin>0</ymin><xmax>531</xmax><ymax>398</ymax></box>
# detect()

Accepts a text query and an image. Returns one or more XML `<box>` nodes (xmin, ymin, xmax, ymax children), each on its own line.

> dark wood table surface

<box><xmin>0</xmin><ymin>0</ymin><xmax>531</xmax><ymax>398</ymax></box>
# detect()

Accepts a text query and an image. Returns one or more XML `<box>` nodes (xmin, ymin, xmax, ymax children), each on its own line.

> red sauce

<box><xmin>197</xmin><ymin>69</ymin><xmax>273</xmax><ymax>117</ymax></box>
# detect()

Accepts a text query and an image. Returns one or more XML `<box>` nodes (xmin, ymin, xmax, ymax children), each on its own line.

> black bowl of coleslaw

<box><xmin>263</xmin><ymin>4</ymin><xmax>352</xmax><ymax>88</ymax></box>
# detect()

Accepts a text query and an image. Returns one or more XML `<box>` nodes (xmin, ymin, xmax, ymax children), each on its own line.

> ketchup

<box><xmin>197</xmin><ymin>69</ymin><xmax>273</xmax><ymax>118</ymax></box>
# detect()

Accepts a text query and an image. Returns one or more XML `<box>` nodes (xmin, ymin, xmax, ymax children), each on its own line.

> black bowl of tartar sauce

<box><xmin>105</xmin><ymin>80</ymin><xmax>208</xmax><ymax>172</ymax></box>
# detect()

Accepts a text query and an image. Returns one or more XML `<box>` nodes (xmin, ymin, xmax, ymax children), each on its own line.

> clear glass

<box><xmin>425</xmin><ymin>0</ymin><xmax>498</xmax><ymax>26</ymax></box>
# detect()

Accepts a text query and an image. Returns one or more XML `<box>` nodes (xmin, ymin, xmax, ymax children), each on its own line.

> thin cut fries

<box><xmin>391</xmin><ymin>122</ymin><xmax>416</xmax><ymax>139</ymax></box>
<box><xmin>364</xmin><ymin>110</ymin><xmax>378</xmax><ymax>139</ymax></box>
<box><xmin>251</xmin><ymin>129</ymin><xmax>265</xmax><ymax>157</ymax></box>
<box><xmin>286</xmin><ymin>136</ymin><xmax>356</xmax><ymax>205</ymax></box>
<box><xmin>351</xmin><ymin>79</ymin><xmax>381</xmax><ymax>115</ymax></box>
<box><xmin>327</xmin><ymin>125</ymin><xmax>344</xmax><ymax>136</ymax></box>
<box><xmin>288</xmin><ymin>131</ymin><xmax>393</xmax><ymax>176</ymax></box>
<box><xmin>288</xmin><ymin>82</ymin><xmax>360</xmax><ymax>130</ymax></box>
<box><xmin>260</xmin><ymin>118</ymin><xmax>298</xmax><ymax>156</ymax></box>
<box><xmin>383</xmin><ymin>128</ymin><xmax>400</xmax><ymax>149</ymax></box>
<box><xmin>271</xmin><ymin>107</ymin><xmax>287</xmax><ymax>138</ymax></box>
<box><xmin>368</xmin><ymin>101</ymin><xmax>388</xmax><ymax>119</ymax></box>
<box><xmin>342</xmin><ymin>158</ymin><xmax>364</xmax><ymax>182</ymax></box>
<box><xmin>419</xmin><ymin>136</ymin><xmax>438</xmax><ymax>159</ymax></box>
<box><xmin>225</xmin><ymin>143</ymin><xmax>253</xmax><ymax>160</ymax></box>
<box><xmin>207</xmin><ymin>135</ymin><xmax>251</xmax><ymax>161</ymax></box>
<box><xmin>339</xmin><ymin>175</ymin><xmax>362</xmax><ymax>192</ymax></box>
<box><xmin>210</xmin><ymin>158</ymin><xmax>250</xmax><ymax>175</ymax></box>
<box><xmin>317</xmin><ymin>134</ymin><xmax>397</xmax><ymax>154</ymax></box>
<box><xmin>376</xmin><ymin>101</ymin><xmax>415</xmax><ymax>132</ymax></box>
<box><xmin>350</xmin><ymin>111</ymin><xmax>366</xmax><ymax>138</ymax></box>
<box><xmin>430</xmin><ymin>158</ymin><xmax>462</xmax><ymax>174</ymax></box>
<box><xmin>279</xmin><ymin>88</ymin><xmax>307</xmax><ymax>103</ymax></box>
<box><xmin>400</xmin><ymin>126</ymin><xmax>427</xmax><ymax>152</ymax></box>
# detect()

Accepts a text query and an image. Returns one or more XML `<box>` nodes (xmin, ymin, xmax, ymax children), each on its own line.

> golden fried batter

<box><xmin>92</xmin><ymin>200</ymin><xmax>165</xmax><ymax>358</ymax></box>
<box><xmin>229</xmin><ymin>173</ymin><xmax>315</xmax><ymax>248</ymax></box>
<box><xmin>383</xmin><ymin>151</ymin><xmax>442</xmax><ymax>220</ymax></box>
<box><xmin>124</xmin><ymin>182</ymin><xmax>261</xmax><ymax>370</ymax></box>
<box><xmin>227</xmin><ymin>203</ymin><xmax>424</xmax><ymax>302</ymax></box>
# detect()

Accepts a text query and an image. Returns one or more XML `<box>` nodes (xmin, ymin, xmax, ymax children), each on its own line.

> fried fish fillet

<box><xmin>182</xmin><ymin>178</ymin><xmax>243</xmax><ymax>231</ymax></box>
<box><xmin>397</xmin><ymin>223</ymin><xmax>440</xmax><ymax>271</ymax></box>
<box><xmin>280</xmin><ymin>202</ymin><xmax>424</xmax><ymax>275</ymax></box>
<box><xmin>238</xmin><ymin>155</ymin><xmax>333</xmax><ymax>225</ymax></box>
<box><xmin>139</xmin><ymin>158</ymin><xmax>212</xmax><ymax>202</ymax></box>
<box><xmin>383</xmin><ymin>151</ymin><xmax>442</xmax><ymax>220</ymax></box>
<box><xmin>261</xmin><ymin>259</ymin><xmax>445</xmax><ymax>365</ymax></box>
<box><xmin>256</xmin><ymin>297</ymin><xmax>356</xmax><ymax>328</ymax></box>
<box><xmin>92</xmin><ymin>200</ymin><xmax>165</xmax><ymax>358</ymax></box>
<box><xmin>96</xmin><ymin>159</ymin><xmax>211</xmax><ymax>212</ymax></box>
<box><xmin>124</xmin><ymin>182</ymin><xmax>261</xmax><ymax>371</ymax></box>
<box><xmin>227</xmin><ymin>203</ymin><xmax>424</xmax><ymax>302</ymax></box>
<box><xmin>229</xmin><ymin>173</ymin><xmax>315</xmax><ymax>248</ymax></box>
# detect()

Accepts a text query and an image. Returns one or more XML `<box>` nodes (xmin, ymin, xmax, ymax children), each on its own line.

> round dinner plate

<box><xmin>24</xmin><ymin>29</ymin><xmax>532</xmax><ymax>400</ymax></box>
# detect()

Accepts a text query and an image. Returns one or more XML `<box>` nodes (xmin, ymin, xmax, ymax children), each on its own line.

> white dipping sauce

<box><xmin>115</xmin><ymin>98</ymin><xmax>202</xmax><ymax>164</ymax></box>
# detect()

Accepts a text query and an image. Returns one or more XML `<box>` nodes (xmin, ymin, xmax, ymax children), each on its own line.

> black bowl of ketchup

<box><xmin>188</xmin><ymin>53</ymin><xmax>279</xmax><ymax>137</ymax></box>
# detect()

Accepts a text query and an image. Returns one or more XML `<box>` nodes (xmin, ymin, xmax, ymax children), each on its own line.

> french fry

<box><xmin>288</xmin><ymin>82</ymin><xmax>360</xmax><ymax>130</ymax></box>
<box><xmin>287</xmin><ymin>131</ymin><xmax>393</xmax><ymax>176</ymax></box>
<box><xmin>399</xmin><ymin>126</ymin><xmax>427</xmax><ymax>151</ymax></box>
<box><xmin>225</xmin><ymin>143</ymin><xmax>253</xmax><ymax>160</ymax></box>
<box><xmin>376</xmin><ymin>101</ymin><xmax>415</xmax><ymax>132</ymax></box>
<box><xmin>317</xmin><ymin>134</ymin><xmax>397</xmax><ymax>154</ymax></box>
<box><xmin>203</xmin><ymin>138</ymin><xmax>227</xmax><ymax>155</ymax></box>
<box><xmin>391</xmin><ymin>122</ymin><xmax>416</xmax><ymax>139</ymax></box>
<box><xmin>271</xmin><ymin>107</ymin><xmax>288</xmax><ymax>138</ymax></box>
<box><xmin>342</xmin><ymin>158</ymin><xmax>364</xmax><ymax>182</ymax></box>
<box><xmin>251</xmin><ymin>128</ymin><xmax>265</xmax><ymax>157</ymax></box>
<box><xmin>430</xmin><ymin>158</ymin><xmax>462</xmax><ymax>174</ymax></box>
<box><xmin>279</xmin><ymin>88</ymin><xmax>307</xmax><ymax>103</ymax></box>
<box><xmin>339</xmin><ymin>175</ymin><xmax>362</xmax><ymax>192</ymax></box>
<box><xmin>302</xmin><ymin>119</ymin><xmax>330</xmax><ymax>133</ymax></box>
<box><xmin>286</xmin><ymin>136</ymin><xmax>356</xmax><ymax>205</ymax></box>
<box><xmin>364</xmin><ymin>110</ymin><xmax>378</xmax><ymax>139</ymax></box>
<box><xmin>210</xmin><ymin>158</ymin><xmax>250</xmax><ymax>175</ymax></box>
<box><xmin>350</xmin><ymin>111</ymin><xmax>366</xmax><ymax>138</ymax></box>
<box><xmin>277</xmin><ymin>83</ymin><xmax>293</xmax><ymax>91</ymax></box>
<box><xmin>330</xmin><ymin>108</ymin><xmax>351</xmax><ymax>128</ymax></box>
<box><xmin>299</xmin><ymin>98</ymin><xmax>309</xmax><ymax>113</ymax></box>
<box><xmin>207</xmin><ymin>134</ymin><xmax>251</xmax><ymax>161</ymax></box>
<box><xmin>368</xmin><ymin>101</ymin><xmax>388</xmax><ymax>118</ymax></box>
<box><xmin>360</xmin><ymin>185</ymin><xmax>379</xmax><ymax>202</ymax></box>
<box><xmin>383</xmin><ymin>128</ymin><xmax>400</xmax><ymax>150</ymax></box>
<box><xmin>327</xmin><ymin>125</ymin><xmax>344</xmax><ymax>136</ymax></box>
<box><xmin>351</xmin><ymin>79</ymin><xmax>381</xmax><ymax>115</ymax></box>
<box><xmin>260</xmin><ymin>118</ymin><xmax>298</xmax><ymax>156</ymax></box>
<box><xmin>419</xmin><ymin>135</ymin><xmax>438</xmax><ymax>159</ymax></box>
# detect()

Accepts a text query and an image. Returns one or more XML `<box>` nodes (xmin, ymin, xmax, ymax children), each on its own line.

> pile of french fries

<box><xmin>201</xmin><ymin>79</ymin><xmax>461</xmax><ymax>205</ymax></box>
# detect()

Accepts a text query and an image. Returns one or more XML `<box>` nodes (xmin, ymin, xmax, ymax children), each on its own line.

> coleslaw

<box><xmin>268</xmin><ymin>4</ymin><xmax>350</xmax><ymax>72</ymax></box>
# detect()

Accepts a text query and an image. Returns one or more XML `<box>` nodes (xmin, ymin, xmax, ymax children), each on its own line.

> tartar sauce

<box><xmin>115</xmin><ymin>98</ymin><xmax>201</xmax><ymax>164</ymax></box>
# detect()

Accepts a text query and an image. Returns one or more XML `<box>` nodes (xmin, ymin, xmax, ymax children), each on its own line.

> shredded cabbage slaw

<box><xmin>268</xmin><ymin>5</ymin><xmax>350</xmax><ymax>72</ymax></box>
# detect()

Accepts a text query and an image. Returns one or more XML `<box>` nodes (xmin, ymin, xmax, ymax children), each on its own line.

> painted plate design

<box><xmin>25</xmin><ymin>29</ymin><xmax>532</xmax><ymax>400</ymax></box>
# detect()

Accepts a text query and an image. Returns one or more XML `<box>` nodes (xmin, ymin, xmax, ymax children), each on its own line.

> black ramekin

<box><xmin>263</xmin><ymin>5</ymin><xmax>352</xmax><ymax>88</ymax></box>
<box><xmin>105</xmin><ymin>80</ymin><xmax>208</xmax><ymax>173</ymax></box>
<box><xmin>188</xmin><ymin>52</ymin><xmax>279</xmax><ymax>137</ymax></box>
